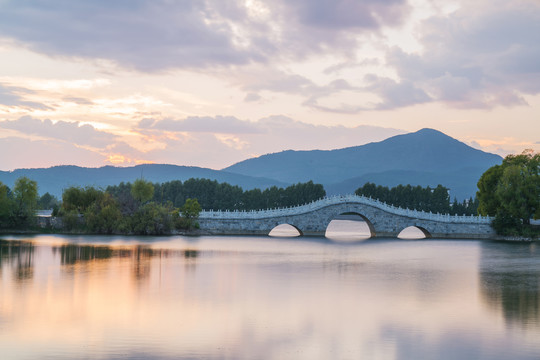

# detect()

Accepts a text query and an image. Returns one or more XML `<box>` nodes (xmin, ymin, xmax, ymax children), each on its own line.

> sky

<box><xmin>0</xmin><ymin>0</ymin><xmax>538</xmax><ymax>171</ymax></box>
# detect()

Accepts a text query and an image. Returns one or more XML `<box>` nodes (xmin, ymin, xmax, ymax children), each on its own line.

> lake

<box><xmin>1</xmin><ymin>234</ymin><xmax>539</xmax><ymax>359</ymax></box>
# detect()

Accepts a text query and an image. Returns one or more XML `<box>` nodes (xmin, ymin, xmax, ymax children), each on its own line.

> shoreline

<box><xmin>0</xmin><ymin>228</ymin><xmax>537</xmax><ymax>242</ymax></box>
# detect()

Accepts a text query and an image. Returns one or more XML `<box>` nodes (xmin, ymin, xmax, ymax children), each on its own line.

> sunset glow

<box><xmin>0</xmin><ymin>0</ymin><xmax>538</xmax><ymax>170</ymax></box>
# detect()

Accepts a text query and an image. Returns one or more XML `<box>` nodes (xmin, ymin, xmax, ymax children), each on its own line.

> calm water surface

<box><xmin>1</xmin><ymin>234</ymin><xmax>539</xmax><ymax>360</ymax></box>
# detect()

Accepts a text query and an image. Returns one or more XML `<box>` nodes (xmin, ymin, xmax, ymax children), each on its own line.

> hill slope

<box><xmin>224</xmin><ymin>128</ymin><xmax>503</xmax><ymax>199</ymax></box>
<box><xmin>0</xmin><ymin>164</ymin><xmax>288</xmax><ymax>198</ymax></box>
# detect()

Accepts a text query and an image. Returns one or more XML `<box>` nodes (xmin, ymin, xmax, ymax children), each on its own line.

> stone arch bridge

<box><xmin>198</xmin><ymin>194</ymin><xmax>495</xmax><ymax>239</ymax></box>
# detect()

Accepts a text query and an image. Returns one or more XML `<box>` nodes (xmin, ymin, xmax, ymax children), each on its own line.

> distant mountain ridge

<box><xmin>223</xmin><ymin>128</ymin><xmax>503</xmax><ymax>199</ymax></box>
<box><xmin>0</xmin><ymin>164</ymin><xmax>288</xmax><ymax>198</ymax></box>
<box><xmin>0</xmin><ymin>129</ymin><xmax>503</xmax><ymax>200</ymax></box>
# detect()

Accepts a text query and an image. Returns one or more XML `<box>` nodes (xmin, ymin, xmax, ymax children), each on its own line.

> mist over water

<box><xmin>1</xmin><ymin>235</ymin><xmax>539</xmax><ymax>360</ymax></box>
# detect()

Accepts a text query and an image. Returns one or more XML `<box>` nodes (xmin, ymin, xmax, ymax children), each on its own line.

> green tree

<box><xmin>13</xmin><ymin>176</ymin><xmax>38</xmax><ymax>226</ymax></box>
<box><xmin>179</xmin><ymin>198</ymin><xmax>201</xmax><ymax>229</ymax></box>
<box><xmin>477</xmin><ymin>150</ymin><xmax>540</xmax><ymax>234</ymax></box>
<box><xmin>62</xmin><ymin>186</ymin><xmax>104</xmax><ymax>213</ymax></box>
<box><xmin>85</xmin><ymin>193</ymin><xmax>123</xmax><ymax>234</ymax></box>
<box><xmin>0</xmin><ymin>182</ymin><xmax>13</xmax><ymax>227</ymax></box>
<box><xmin>131</xmin><ymin>179</ymin><xmax>154</xmax><ymax>204</ymax></box>
<box><xmin>38</xmin><ymin>192</ymin><xmax>59</xmax><ymax>209</ymax></box>
<box><xmin>477</xmin><ymin>165</ymin><xmax>504</xmax><ymax>216</ymax></box>
<box><xmin>131</xmin><ymin>202</ymin><xmax>175</xmax><ymax>235</ymax></box>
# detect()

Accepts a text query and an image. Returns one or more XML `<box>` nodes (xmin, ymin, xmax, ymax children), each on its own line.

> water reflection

<box><xmin>269</xmin><ymin>224</ymin><xmax>301</xmax><ymax>237</ymax></box>
<box><xmin>479</xmin><ymin>242</ymin><xmax>540</xmax><ymax>328</ymax></box>
<box><xmin>325</xmin><ymin>217</ymin><xmax>371</xmax><ymax>241</ymax></box>
<box><xmin>54</xmin><ymin>244</ymin><xmax>114</xmax><ymax>265</ymax></box>
<box><xmin>48</xmin><ymin>243</ymin><xmax>200</xmax><ymax>281</ymax></box>
<box><xmin>1</xmin><ymin>236</ymin><xmax>540</xmax><ymax>359</ymax></box>
<box><xmin>0</xmin><ymin>239</ymin><xmax>35</xmax><ymax>282</ymax></box>
<box><xmin>397</xmin><ymin>226</ymin><xmax>429</xmax><ymax>239</ymax></box>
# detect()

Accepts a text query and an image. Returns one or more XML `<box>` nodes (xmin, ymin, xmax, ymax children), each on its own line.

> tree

<box><xmin>12</xmin><ymin>176</ymin><xmax>38</xmax><ymax>226</ymax></box>
<box><xmin>84</xmin><ymin>193</ymin><xmax>122</xmax><ymax>234</ymax></box>
<box><xmin>0</xmin><ymin>182</ymin><xmax>13</xmax><ymax>227</ymax></box>
<box><xmin>38</xmin><ymin>192</ymin><xmax>59</xmax><ymax>210</ymax></box>
<box><xmin>131</xmin><ymin>179</ymin><xmax>154</xmax><ymax>204</ymax></box>
<box><xmin>477</xmin><ymin>150</ymin><xmax>540</xmax><ymax>234</ymax></box>
<box><xmin>62</xmin><ymin>186</ymin><xmax>104</xmax><ymax>213</ymax></box>
<box><xmin>179</xmin><ymin>198</ymin><xmax>201</xmax><ymax>229</ymax></box>
<box><xmin>477</xmin><ymin>165</ymin><xmax>503</xmax><ymax>216</ymax></box>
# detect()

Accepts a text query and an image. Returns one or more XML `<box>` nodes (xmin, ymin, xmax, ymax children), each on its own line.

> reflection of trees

<box><xmin>132</xmin><ymin>246</ymin><xmax>153</xmax><ymax>280</ymax></box>
<box><xmin>183</xmin><ymin>249</ymin><xmax>198</xmax><ymax>272</ymax></box>
<box><xmin>132</xmin><ymin>247</ymin><xmax>199</xmax><ymax>280</ymax></box>
<box><xmin>54</xmin><ymin>244</ymin><xmax>113</xmax><ymax>265</ymax></box>
<box><xmin>183</xmin><ymin>249</ymin><xmax>198</xmax><ymax>259</ymax></box>
<box><xmin>479</xmin><ymin>242</ymin><xmax>540</xmax><ymax>328</ymax></box>
<box><xmin>0</xmin><ymin>239</ymin><xmax>35</xmax><ymax>282</ymax></box>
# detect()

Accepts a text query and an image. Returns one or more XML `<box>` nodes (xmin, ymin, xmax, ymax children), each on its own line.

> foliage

<box><xmin>131</xmin><ymin>178</ymin><xmax>154</xmax><ymax>203</ymax></box>
<box><xmin>118</xmin><ymin>178</ymin><xmax>325</xmax><ymax>211</ymax></box>
<box><xmin>0</xmin><ymin>181</ymin><xmax>13</xmax><ymax>228</ymax></box>
<box><xmin>12</xmin><ymin>176</ymin><xmax>39</xmax><ymax>227</ymax></box>
<box><xmin>57</xmin><ymin>183</ymin><xmax>196</xmax><ymax>234</ymax></box>
<box><xmin>131</xmin><ymin>202</ymin><xmax>176</xmax><ymax>235</ymax></box>
<box><xmin>179</xmin><ymin>198</ymin><xmax>201</xmax><ymax>229</ymax></box>
<box><xmin>354</xmin><ymin>183</ymin><xmax>467</xmax><ymax>214</ymax></box>
<box><xmin>62</xmin><ymin>210</ymin><xmax>83</xmax><ymax>231</ymax></box>
<box><xmin>84</xmin><ymin>193</ymin><xmax>122</xmax><ymax>234</ymax></box>
<box><xmin>451</xmin><ymin>197</ymin><xmax>479</xmax><ymax>216</ymax></box>
<box><xmin>477</xmin><ymin>150</ymin><xmax>540</xmax><ymax>235</ymax></box>
<box><xmin>62</xmin><ymin>186</ymin><xmax>104</xmax><ymax>213</ymax></box>
<box><xmin>38</xmin><ymin>192</ymin><xmax>59</xmax><ymax>210</ymax></box>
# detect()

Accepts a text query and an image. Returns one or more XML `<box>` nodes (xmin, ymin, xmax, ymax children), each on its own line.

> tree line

<box><xmin>1</xmin><ymin>177</ymin><xmax>326</xmax><ymax>233</ymax></box>
<box><xmin>107</xmin><ymin>178</ymin><xmax>326</xmax><ymax>211</ymax></box>
<box><xmin>0</xmin><ymin>177</ymin><xmax>202</xmax><ymax>234</ymax></box>
<box><xmin>355</xmin><ymin>182</ymin><xmax>479</xmax><ymax>215</ymax></box>
<box><xmin>57</xmin><ymin>179</ymin><xmax>201</xmax><ymax>234</ymax></box>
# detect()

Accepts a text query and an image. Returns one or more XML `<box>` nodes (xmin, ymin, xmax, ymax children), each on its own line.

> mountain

<box><xmin>223</xmin><ymin>128</ymin><xmax>503</xmax><ymax>199</ymax></box>
<box><xmin>0</xmin><ymin>164</ymin><xmax>288</xmax><ymax>198</ymax></box>
<box><xmin>1</xmin><ymin>129</ymin><xmax>503</xmax><ymax>201</ymax></box>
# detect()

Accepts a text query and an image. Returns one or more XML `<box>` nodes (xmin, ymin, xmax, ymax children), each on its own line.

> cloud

<box><xmin>0</xmin><ymin>116</ymin><xmax>117</xmax><ymax>148</ymax></box>
<box><xmin>0</xmin><ymin>114</ymin><xmax>405</xmax><ymax>170</ymax></box>
<box><xmin>0</xmin><ymin>1</ymin><xmax>254</xmax><ymax>72</ymax></box>
<box><xmin>243</xmin><ymin>93</ymin><xmax>261</xmax><ymax>102</ymax></box>
<box><xmin>133</xmin><ymin>115</ymin><xmax>405</xmax><ymax>168</ymax></box>
<box><xmin>0</xmin><ymin>83</ymin><xmax>52</xmax><ymax>110</ymax></box>
<box><xmin>0</xmin><ymin>137</ymin><xmax>106</xmax><ymax>171</ymax></box>
<box><xmin>363</xmin><ymin>75</ymin><xmax>432</xmax><ymax>110</ymax></box>
<box><xmin>138</xmin><ymin>116</ymin><xmax>262</xmax><ymax>134</ymax></box>
<box><xmin>282</xmin><ymin>0</ymin><xmax>408</xmax><ymax>30</ymax></box>
<box><xmin>382</xmin><ymin>1</ymin><xmax>540</xmax><ymax>109</ymax></box>
<box><xmin>0</xmin><ymin>0</ymin><xmax>410</xmax><ymax>72</ymax></box>
<box><xmin>62</xmin><ymin>97</ymin><xmax>93</xmax><ymax>105</ymax></box>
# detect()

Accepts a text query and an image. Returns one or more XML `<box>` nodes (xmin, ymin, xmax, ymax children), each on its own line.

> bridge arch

<box><xmin>269</xmin><ymin>223</ymin><xmax>303</xmax><ymax>237</ymax></box>
<box><xmin>397</xmin><ymin>226</ymin><xmax>432</xmax><ymax>239</ymax></box>
<box><xmin>325</xmin><ymin>212</ymin><xmax>376</xmax><ymax>240</ymax></box>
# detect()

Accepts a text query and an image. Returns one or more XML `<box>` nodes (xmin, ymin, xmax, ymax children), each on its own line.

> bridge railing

<box><xmin>199</xmin><ymin>194</ymin><xmax>493</xmax><ymax>224</ymax></box>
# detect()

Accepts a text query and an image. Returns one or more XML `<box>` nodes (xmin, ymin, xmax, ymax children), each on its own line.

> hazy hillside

<box><xmin>0</xmin><ymin>164</ymin><xmax>288</xmax><ymax>198</ymax></box>
<box><xmin>224</xmin><ymin>128</ymin><xmax>503</xmax><ymax>199</ymax></box>
<box><xmin>0</xmin><ymin>129</ymin><xmax>503</xmax><ymax>201</ymax></box>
